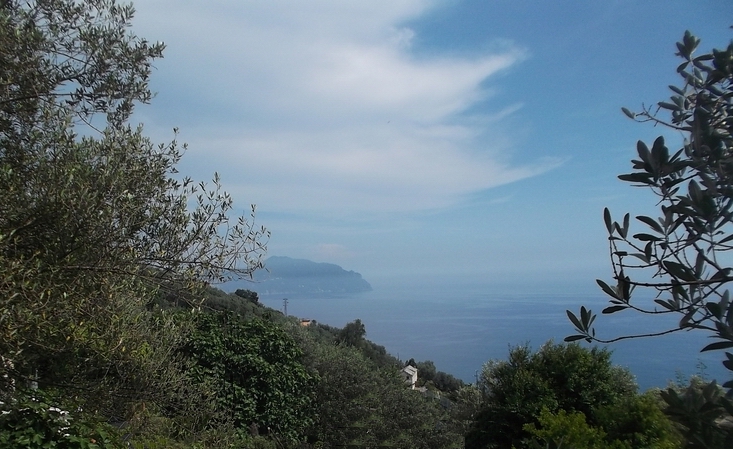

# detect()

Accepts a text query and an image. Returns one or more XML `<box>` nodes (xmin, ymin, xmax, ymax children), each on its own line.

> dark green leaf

<box><xmin>676</xmin><ymin>41</ymin><xmax>689</xmax><ymax>59</ymax></box>
<box><xmin>619</xmin><ymin>276</ymin><xmax>631</xmax><ymax>301</ymax></box>
<box><xmin>630</xmin><ymin>253</ymin><xmax>649</xmax><ymax>263</ymax></box>
<box><xmin>614</xmin><ymin>222</ymin><xmax>624</xmax><ymax>238</ymax></box>
<box><xmin>680</xmin><ymin>307</ymin><xmax>697</xmax><ymax>328</ymax></box>
<box><xmin>707</xmin><ymin>302</ymin><xmax>722</xmax><ymax>319</ymax></box>
<box><xmin>655</xmin><ymin>299</ymin><xmax>678</xmax><ymax>311</ymax></box>
<box><xmin>669</xmin><ymin>85</ymin><xmax>685</xmax><ymax>95</ymax></box>
<box><xmin>682</xmin><ymin>31</ymin><xmax>698</xmax><ymax>50</ymax></box>
<box><xmin>726</xmin><ymin>293</ymin><xmax>733</xmax><ymax>327</ymax></box>
<box><xmin>633</xmin><ymin>233</ymin><xmax>662</xmax><ymax>242</ymax></box>
<box><xmin>658</xmin><ymin>102</ymin><xmax>678</xmax><ymax>111</ymax></box>
<box><xmin>663</xmin><ymin>261</ymin><xmax>697</xmax><ymax>282</ymax></box>
<box><xmin>580</xmin><ymin>306</ymin><xmax>589</xmax><ymax>325</ymax></box>
<box><xmin>596</xmin><ymin>279</ymin><xmax>620</xmax><ymax>300</ymax></box>
<box><xmin>636</xmin><ymin>140</ymin><xmax>651</xmax><ymax>165</ymax></box>
<box><xmin>621</xmin><ymin>107</ymin><xmax>635</xmax><ymax>119</ymax></box>
<box><xmin>603</xmin><ymin>207</ymin><xmax>613</xmax><ymax>235</ymax></box>
<box><xmin>651</xmin><ymin>136</ymin><xmax>668</xmax><ymax>165</ymax></box>
<box><xmin>689</xmin><ymin>179</ymin><xmax>702</xmax><ymax>202</ymax></box>
<box><xmin>621</xmin><ymin>213</ymin><xmax>630</xmax><ymax>239</ymax></box>
<box><xmin>644</xmin><ymin>242</ymin><xmax>653</xmax><ymax>262</ymax></box>
<box><xmin>636</xmin><ymin>215</ymin><xmax>663</xmax><ymax>234</ymax></box>
<box><xmin>701</xmin><ymin>341</ymin><xmax>733</xmax><ymax>352</ymax></box>
<box><xmin>723</xmin><ymin>352</ymin><xmax>733</xmax><ymax>370</ymax></box>
<box><xmin>602</xmin><ymin>305</ymin><xmax>627</xmax><ymax>314</ymax></box>
<box><xmin>564</xmin><ymin>335</ymin><xmax>587</xmax><ymax>342</ymax></box>
<box><xmin>694</xmin><ymin>250</ymin><xmax>706</xmax><ymax>277</ymax></box>
<box><xmin>618</xmin><ymin>173</ymin><xmax>654</xmax><ymax>184</ymax></box>
<box><xmin>566</xmin><ymin>310</ymin><xmax>584</xmax><ymax>331</ymax></box>
<box><xmin>711</xmin><ymin>268</ymin><xmax>732</xmax><ymax>281</ymax></box>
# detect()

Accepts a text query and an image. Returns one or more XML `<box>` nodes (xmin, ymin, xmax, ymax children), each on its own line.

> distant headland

<box><xmin>228</xmin><ymin>256</ymin><xmax>372</xmax><ymax>296</ymax></box>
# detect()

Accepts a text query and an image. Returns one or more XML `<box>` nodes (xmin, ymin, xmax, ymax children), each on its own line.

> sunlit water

<box><xmin>257</xmin><ymin>280</ymin><xmax>728</xmax><ymax>392</ymax></box>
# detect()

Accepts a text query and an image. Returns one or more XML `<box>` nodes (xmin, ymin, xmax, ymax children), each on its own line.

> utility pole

<box><xmin>283</xmin><ymin>298</ymin><xmax>288</xmax><ymax>316</ymax></box>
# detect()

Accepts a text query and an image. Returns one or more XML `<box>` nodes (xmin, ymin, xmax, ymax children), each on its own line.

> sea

<box><xmin>256</xmin><ymin>278</ymin><xmax>729</xmax><ymax>392</ymax></box>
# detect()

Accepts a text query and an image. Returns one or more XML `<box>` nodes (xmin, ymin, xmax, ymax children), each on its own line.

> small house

<box><xmin>400</xmin><ymin>365</ymin><xmax>418</xmax><ymax>389</ymax></box>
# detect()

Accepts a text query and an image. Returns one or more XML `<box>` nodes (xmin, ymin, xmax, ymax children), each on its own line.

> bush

<box><xmin>466</xmin><ymin>342</ymin><xmax>637</xmax><ymax>449</ymax></box>
<box><xmin>0</xmin><ymin>389</ymin><xmax>123</xmax><ymax>449</ymax></box>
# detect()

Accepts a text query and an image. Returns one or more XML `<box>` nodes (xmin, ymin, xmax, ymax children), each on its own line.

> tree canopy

<box><xmin>465</xmin><ymin>342</ymin><xmax>642</xmax><ymax>449</ymax></box>
<box><xmin>180</xmin><ymin>312</ymin><xmax>315</xmax><ymax>443</ymax></box>
<box><xmin>0</xmin><ymin>0</ymin><xmax>267</xmax><ymax>423</ymax></box>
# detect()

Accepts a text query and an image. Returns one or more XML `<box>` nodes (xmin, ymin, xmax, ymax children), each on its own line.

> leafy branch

<box><xmin>566</xmin><ymin>31</ymin><xmax>733</xmax><ymax>391</ymax></box>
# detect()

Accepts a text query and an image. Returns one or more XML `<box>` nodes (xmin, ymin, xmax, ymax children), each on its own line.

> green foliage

<box><xmin>446</xmin><ymin>384</ymin><xmax>483</xmax><ymax>436</ymax></box>
<box><xmin>0</xmin><ymin>0</ymin><xmax>268</xmax><ymax>422</ymax></box>
<box><xmin>327</xmin><ymin>318</ymin><xmax>400</xmax><ymax>367</ymax></box>
<box><xmin>660</xmin><ymin>378</ymin><xmax>733</xmax><ymax>448</ymax></box>
<box><xmin>234</xmin><ymin>289</ymin><xmax>260</xmax><ymax>303</ymax></box>
<box><xmin>566</xmin><ymin>30</ymin><xmax>733</xmax><ymax>390</ymax></box>
<box><xmin>296</xmin><ymin>331</ymin><xmax>463</xmax><ymax>449</ymax></box>
<box><xmin>180</xmin><ymin>311</ymin><xmax>316</xmax><ymax>443</ymax></box>
<box><xmin>595</xmin><ymin>393</ymin><xmax>683</xmax><ymax>449</ymax></box>
<box><xmin>336</xmin><ymin>318</ymin><xmax>366</xmax><ymax>347</ymax></box>
<box><xmin>408</xmin><ymin>359</ymin><xmax>464</xmax><ymax>392</ymax></box>
<box><xmin>125</xmin><ymin>428</ymin><xmax>278</xmax><ymax>449</ymax></box>
<box><xmin>194</xmin><ymin>287</ymin><xmax>269</xmax><ymax>317</ymax></box>
<box><xmin>524</xmin><ymin>408</ymin><xmax>616</xmax><ymax>449</ymax></box>
<box><xmin>465</xmin><ymin>342</ymin><xmax>637</xmax><ymax>449</ymax></box>
<box><xmin>0</xmin><ymin>389</ymin><xmax>123</xmax><ymax>448</ymax></box>
<box><xmin>525</xmin><ymin>401</ymin><xmax>681</xmax><ymax>449</ymax></box>
<box><xmin>523</xmin><ymin>401</ymin><xmax>680</xmax><ymax>449</ymax></box>
<box><xmin>0</xmin><ymin>0</ymin><xmax>162</xmax><ymax>129</ymax></box>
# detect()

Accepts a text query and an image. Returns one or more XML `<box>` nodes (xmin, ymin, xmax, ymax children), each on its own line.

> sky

<box><xmin>130</xmin><ymin>0</ymin><xmax>733</xmax><ymax>294</ymax></box>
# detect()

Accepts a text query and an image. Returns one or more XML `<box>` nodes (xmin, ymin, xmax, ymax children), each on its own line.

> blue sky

<box><xmin>131</xmin><ymin>1</ymin><xmax>733</xmax><ymax>293</ymax></box>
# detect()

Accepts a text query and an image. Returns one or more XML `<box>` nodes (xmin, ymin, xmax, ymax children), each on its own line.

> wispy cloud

<box><xmin>133</xmin><ymin>0</ymin><xmax>559</xmax><ymax>217</ymax></box>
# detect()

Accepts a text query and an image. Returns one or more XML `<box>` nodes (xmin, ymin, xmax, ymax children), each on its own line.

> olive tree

<box><xmin>566</xmin><ymin>31</ymin><xmax>733</xmax><ymax>387</ymax></box>
<box><xmin>0</xmin><ymin>0</ymin><xmax>268</xmax><ymax>419</ymax></box>
<box><xmin>566</xmin><ymin>30</ymin><xmax>733</xmax><ymax>448</ymax></box>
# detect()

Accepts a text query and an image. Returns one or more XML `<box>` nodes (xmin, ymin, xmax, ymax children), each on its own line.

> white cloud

<box><xmin>131</xmin><ymin>0</ymin><xmax>558</xmax><ymax>216</ymax></box>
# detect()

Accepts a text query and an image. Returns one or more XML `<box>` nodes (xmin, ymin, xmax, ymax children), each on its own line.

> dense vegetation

<box><xmin>466</xmin><ymin>343</ymin><xmax>681</xmax><ymax>449</ymax></box>
<box><xmin>0</xmin><ymin>1</ymin><xmax>731</xmax><ymax>447</ymax></box>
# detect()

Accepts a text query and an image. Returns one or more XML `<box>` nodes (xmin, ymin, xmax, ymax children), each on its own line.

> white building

<box><xmin>400</xmin><ymin>365</ymin><xmax>418</xmax><ymax>389</ymax></box>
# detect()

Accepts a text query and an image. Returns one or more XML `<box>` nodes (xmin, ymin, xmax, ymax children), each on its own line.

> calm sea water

<box><xmin>257</xmin><ymin>279</ymin><xmax>728</xmax><ymax>392</ymax></box>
